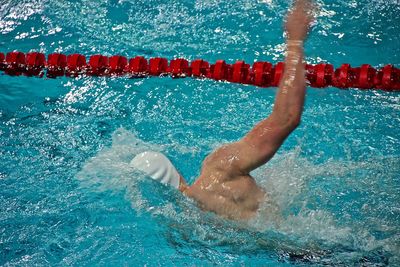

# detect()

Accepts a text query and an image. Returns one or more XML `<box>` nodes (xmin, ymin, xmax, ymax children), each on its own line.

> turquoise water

<box><xmin>1</xmin><ymin>0</ymin><xmax>399</xmax><ymax>265</ymax></box>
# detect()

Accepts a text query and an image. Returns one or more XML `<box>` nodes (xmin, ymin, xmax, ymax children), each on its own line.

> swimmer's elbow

<box><xmin>288</xmin><ymin>114</ymin><xmax>301</xmax><ymax>129</ymax></box>
<box><xmin>272</xmin><ymin>111</ymin><xmax>301</xmax><ymax>132</ymax></box>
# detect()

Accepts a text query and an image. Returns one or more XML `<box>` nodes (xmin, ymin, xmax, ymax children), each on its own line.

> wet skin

<box><xmin>180</xmin><ymin>0</ymin><xmax>314</xmax><ymax>221</ymax></box>
<box><xmin>184</xmin><ymin>144</ymin><xmax>267</xmax><ymax>220</ymax></box>
<box><xmin>181</xmin><ymin>115</ymin><xmax>298</xmax><ymax>220</ymax></box>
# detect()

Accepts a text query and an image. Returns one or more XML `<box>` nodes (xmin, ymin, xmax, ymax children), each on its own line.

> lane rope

<box><xmin>0</xmin><ymin>51</ymin><xmax>399</xmax><ymax>91</ymax></box>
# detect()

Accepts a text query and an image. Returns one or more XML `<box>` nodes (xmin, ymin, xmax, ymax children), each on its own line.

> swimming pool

<box><xmin>1</xmin><ymin>0</ymin><xmax>399</xmax><ymax>265</ymax></box>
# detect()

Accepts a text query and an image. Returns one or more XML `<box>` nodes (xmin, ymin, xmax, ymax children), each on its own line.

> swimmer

<box><xmin>131</xmin><ymin>0</ymin><xmax>315</xmax><ymax>220</ymax></box>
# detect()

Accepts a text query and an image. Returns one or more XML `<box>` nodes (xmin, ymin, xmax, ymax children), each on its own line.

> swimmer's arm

<box><xmin>225</xmin><ymin>0</ymin><xmax>314</xmax><ymax>174</ymax></box>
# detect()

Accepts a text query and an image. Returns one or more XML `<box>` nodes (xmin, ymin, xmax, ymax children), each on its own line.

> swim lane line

<box><xmin>0</xmin><ymin>51</ymin><xmax>399</xmax><ymax>91</ymax></box>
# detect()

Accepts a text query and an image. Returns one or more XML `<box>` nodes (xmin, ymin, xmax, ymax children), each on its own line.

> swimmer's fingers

<box><xmin>291</xmin><ymin>0</ymin><xmax>315</xmax><ymax>25</ymax></box>
<box><xmin>285</xmin><ymin>0</ymin><xmax>316</xmax><ymax>40</ymax></box>
<box><xmin>303</xmin><ymin>0</ymin><xmax>319</xmax><ymax>26</ymax></box>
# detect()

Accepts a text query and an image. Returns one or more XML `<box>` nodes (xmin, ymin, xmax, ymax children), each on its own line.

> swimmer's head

<box><xmin>130</xmin><ymin>151</ymin><xmax>186</xmax><ymax>191</ymax></box>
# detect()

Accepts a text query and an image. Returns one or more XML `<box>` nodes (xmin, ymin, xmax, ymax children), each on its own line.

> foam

<box><xmin>249</xmin><ymin>149</ymin><xmax>399</xmax><ymax>263</ymax></box>
<box><xmin>77</xmin><ymin>128</ymin><xmax>399</xmax><ymax>264</ymax></box>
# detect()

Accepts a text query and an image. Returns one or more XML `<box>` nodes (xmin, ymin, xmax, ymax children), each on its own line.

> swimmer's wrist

<box><xmin>286</xmin><ymin>39</ymin><xmax>304</xmax><ymax>47</ymax></box>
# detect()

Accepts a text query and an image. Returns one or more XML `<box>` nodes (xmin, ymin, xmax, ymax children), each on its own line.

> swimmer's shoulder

<box><xmin>201</xmin><ymin>142</ymin><xmax>247</xmax><ymax>178</ymax></box>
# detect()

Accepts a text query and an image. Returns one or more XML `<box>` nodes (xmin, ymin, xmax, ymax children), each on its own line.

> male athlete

<box><xmin>131</xmin><ymin>0</ymin><xmax>315</xmax><ymax>220</ymax></box>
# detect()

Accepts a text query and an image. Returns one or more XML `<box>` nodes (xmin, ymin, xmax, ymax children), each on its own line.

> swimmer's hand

<box><xmin>285</xmin><ymin>0</ymin><xmax>315</xmax><ymax>41</ymax></box>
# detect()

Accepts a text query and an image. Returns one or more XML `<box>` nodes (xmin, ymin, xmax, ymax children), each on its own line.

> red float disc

<box><xmin>128</xmin><ymin>56</ymin><xmax>148</xmax><ymax>76</ymax></box>
<box><xmin>231</xmin><ymin>61</ymin><xmax>250</xmax><ymax>84</ymax></box>
<box><xmin>89</xmin><ymin>55</ymin><xmax>109</xmax><ymax>76</ymax></box>
<box><xmin>358</xmin><ymin>64</ymin><xmax>375</xmax><ymax>89</ymax></box>
<box><xmin>314</xmin><ymin>63</ymin><xmax>334</xmax><ymax>88</ymax></box>
<box><xmin>109</xmin><ymin>55</ymin><xmax>128</xmax><ymax>75</ymax></box>
<box><xmin>191</xmin><ymin>59</ymin><xmax>209</xmax><ymax>77</ymax></box>
<box><xmin>5</xmin><ymin>51</ymin><xmax>26</xmax><ymax>76</ymax></box>
<box><xmin>26</xmin><ymin>52</ymin><xmax>45</xmax><ymax>76</ymax></box>
<box><xmin>170</xmin><ymin>58</ymin><xmax>189</xmax><ymax>77</ymax></box>
<box><xmin>381</xmin><ymin>65</ymin><xmax>394</xmax><ymax>90</ymax></box>
<box><xmin>213</xmin><ymin>60</ymin><xmax>228</xmax><ymax>80</ymax></box>
<box><xmin>252</xmin><ymin>62</ymin><xmax>272</xmax><ymax>87</ymax></box>
<box><xmin>272</xmin><ymin>62</ymin><xmax>284</xmax><ymax>86</ymax></box>
<box><xmin>333</xmin><ymin>63</ymin><xmax>351</xmax><ymax>88</ymax></box>
<box><xmin>47</xmin><ymin>53</ymin><xmax>67</xmax><ymax>78</ymax></box>
<box><xmin>66</xmin><ymin>54</ymin><xmax>86</xmax><ymax>76</ymax></box>
<box><xmin>149</xmin><ymin>57</ymin><xmax>168</xmax><ymax>76</ymax></box>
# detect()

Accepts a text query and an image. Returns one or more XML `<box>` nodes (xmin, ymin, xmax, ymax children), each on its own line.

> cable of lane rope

<box><xmin>0</xmin><ymin>51</ymin><xmax>399</xmax><ymax>91</ymax></box>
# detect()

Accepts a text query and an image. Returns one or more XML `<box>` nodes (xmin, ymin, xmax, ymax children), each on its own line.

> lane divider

<box><xmin>0</xmin><ymin>51</ymin><xmax>399</xmax><ymax>91</ymax></box>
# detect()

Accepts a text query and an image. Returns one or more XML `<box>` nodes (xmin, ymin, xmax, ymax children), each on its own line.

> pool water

<box><xmin>1</xmin><ymin>0</ymin><xmax>399</xmax><ymax>265</ymax></box>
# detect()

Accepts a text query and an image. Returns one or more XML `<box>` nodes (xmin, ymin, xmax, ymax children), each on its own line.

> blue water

<box><xmin>1</xmin><ymin>0</ymin><xmax>399</xmax><ymax>265</ymax></box>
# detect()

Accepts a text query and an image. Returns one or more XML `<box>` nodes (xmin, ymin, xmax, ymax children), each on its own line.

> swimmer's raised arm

<box><xmin>122</xmin><ymin>0</ymin><xmax>315</xmax><ymax>221</ymax></box>
<box><xmin>272</xmin><ymin>0</ymin><xmax>314</xmax><ymax>122</ymax></box>
<box><xmin>241</xmin><ymin>0</ymin><xmax>314</xmax><ymax>172</ymax></box>
<box><xmin>209</xmin><ymin>0</ymin><xmax>314</xmax><ymax>175</ymax></box>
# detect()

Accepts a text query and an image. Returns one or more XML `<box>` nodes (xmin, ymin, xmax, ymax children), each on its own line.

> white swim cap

<box><xmin>130</xmin><ymin>151</ymin><xmax>180</xmax><ymax>189</ymax></box>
